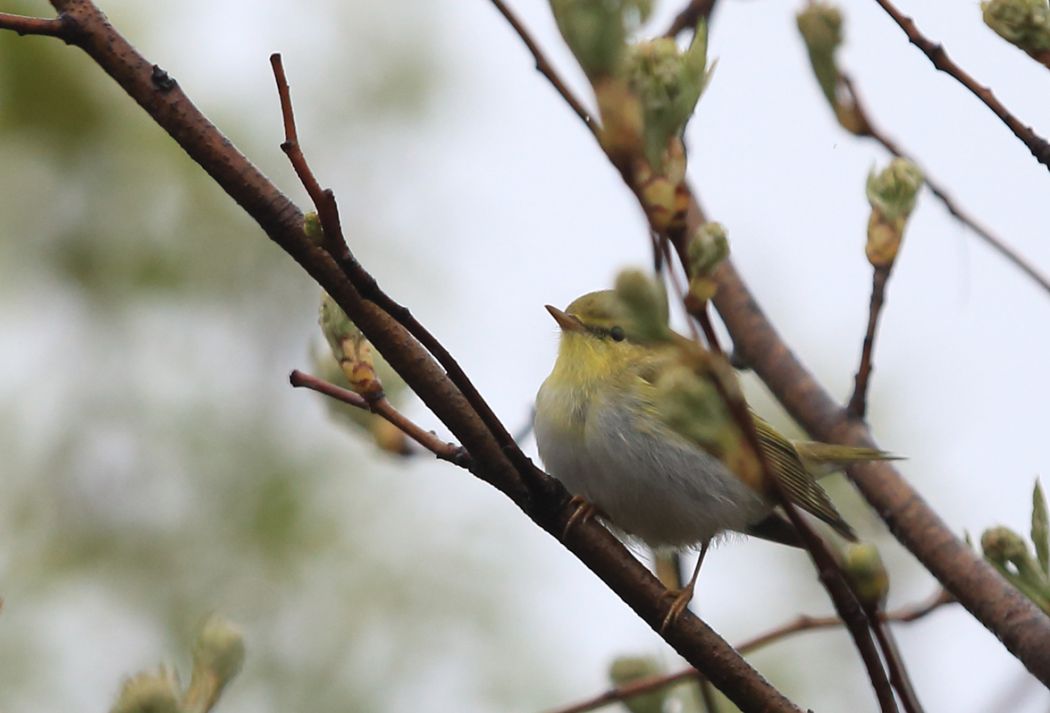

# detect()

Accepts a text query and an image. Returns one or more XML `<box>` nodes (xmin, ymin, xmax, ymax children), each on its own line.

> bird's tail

<box><xmin>793</xmin><ymin>441</ymin><xmax>900</xmax><ymax>477</ymax></box>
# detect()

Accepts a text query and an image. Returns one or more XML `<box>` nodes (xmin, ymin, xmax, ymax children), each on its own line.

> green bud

<box><xmin>867</xmin><ymin>159</ymin><xmax>923</xmax><ymax>222</ymax></box>
<box><xmin>549</xmin><ymin>0</ymin><xmax>652</xmax><ymax>80</ymax></box>
<box><xmin>842</xmin><ymin>543</ymin><xmax>889</xmax><ymax>609</ymax></box>
<box><xmin>110</xmin><ymin>668</ymin><xmax>181</xmax><ymax>713</ymax></box>
<box><xmin>982</xmin><ymin>526</ymin><xmax>1029</xmax><ymax>562</ymax></box>
<box><xmin>303</xmin><ymin>211</ymin><xmax>324</xmax><ymax>242</ymax></box>
<box><xmin>1033</xmin><ymin>479</ymin><xmax>1049</xmax><ymax>575</ymax></box>
<box><xmin>982</xmin><ymin>525</ymin><xmax>1050</xmax><ymax>612</ymax></box>
<box><xmin>686</xmin><ymin>222</ymin><xmax>729</xmax><ymax>303</ymax></box>
<box><xmin>319</xmin><ymin>292</ymin><xmax>384</xmax><ymax>400</ymax></box>
<box><xmin>797</xmin><ymin>3</ymin><xmax>844</xmax><ymax>107</ymax></box>
<box><xmin>609</xmin><ymin>656</ymin><xmax>667</xmax><ymax>713</ymax></box>
<box><xmin>613</xmin><ymin>269</ymin><xmax>672</xmax><ymax>343</ymax></box>
<box><xmin>623</xmin><ymin>21</ymin><xmax>712</xmax><ymax>169</ymax></box>
<box><xmin>688</xmin><ymin>222</ymin><xmax>729</xmax><ymax>275</ymax></box>
<box><xmin>865</xmin><ymin>158</ymin><xmax>923</xmax><ymax>268</ymax></box>
<box><xmin>796</xmin><ymin>3</ymin><xmax>871</xmax><ymax>134</ymax></box>
<box><xmin>982</xmin><ymin>0</ymin><xmax>1050</xmax><ymax>53</ymax></box>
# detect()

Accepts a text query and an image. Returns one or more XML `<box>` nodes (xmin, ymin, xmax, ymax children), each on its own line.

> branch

<box><xmin>0</xmin><ymin>11</ymin><xmax>65</xmax><ymax>36</ymax></box>
<box><xmin>487</xmin><ymin>0</ymin><xmax>597</xmax><ymax>139</ymax></box>
<box><xmin>8</xmin><ymin>3</ymin><xmax>801</xmax><ymax>710</ymax></box>
<box><xmin>871</xmin><ymin>0</ymin><xmax>1050</xmax><ymax>171</ymax></box>
<box><xmin>870</xmin><ymin>619</ymin><xmax>924</xmax><ymax>713</ymax></box>
<box><xmin>288</xmin><ymin>369</ymin><xmax>466</xmax><ymax>464</ymax></box>
<box><xmin>848</xmin><ymin>266</ymin><xmax>891</xmax><ymax>419</ymax></box>
<box><xmin>549</xmin><ymin>589</ymin><xmax>953</xmax><ymax>713</ymax></box>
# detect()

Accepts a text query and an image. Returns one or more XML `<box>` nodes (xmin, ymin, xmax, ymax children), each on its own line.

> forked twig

<box><xmin>270</xmin><ymin>54</ymin><xmax>523</xmax><ymax>459</ymax></box>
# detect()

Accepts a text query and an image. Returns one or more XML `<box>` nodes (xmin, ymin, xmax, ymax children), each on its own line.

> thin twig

<box><xmin>871</xmin><ymin>618</ymin><xmax>925</xmax><ymax>713</ymax></box>
<box><xmin>270</xmin><ymin>54</ymin><xmax>349</xmax><ymax>261</ymax></box>
<box><xmin>711</xmin><ymin>369</ymin><xmax>898</xmax><ymax>713</ymax></box>
<box><xmin>271</xmin><ymin>54</ymin><xmax>523</xmax><ymax>459</ymax></box>
<box><xmin>658</xmin><ymin>237</ymin><xmax>704</xmax><ymax>344</ymax></box>
<box><xmin>663</xmin><ymin>0</ymin><xmax>719</xmax><ymax>38</ymax></box>
<box><xmin>289</xmin><ymin>370</ymin><xmax>467</xmax><ymax>464</ymax></box>
<box><xmin>0</xmin><ymin>12</ymin><xmax>65</xmax><ymax>36</ymax></box>
<box><xmin>487</xmin><ymin>0</ymin><xmax>598</xmax><ymax>138</ymax></box>
<box><xmin>837</xmin><ymin>75</ymin><xmax>1050</xmax><ymax>296</ymax></box>
<box><xmin>871</xmin><ymin>0</ymin><xmax>1050</xmax><ymax>170</ymax></box>
<box><xmin>848</xmin><ymin>266</ymin><xmax>891</xmax><ymax>418</ymax></box>
<box><xmin>698</xmin><ymin>677</ymin><xmax>720</xmax><ymax>713</ymax></box>
<box><xmin>547</xmin><ymin>589</ymin><xmax>952</xmax><ymax>713</ymax></box>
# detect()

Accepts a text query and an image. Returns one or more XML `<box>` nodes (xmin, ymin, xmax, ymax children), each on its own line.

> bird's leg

<box><xmin>563</xmin><ymin>495</ymin><xmax>599</xmax><ymax>539</ymax></box>
<box><xmin>660</xmin><ymin>541</ymin><xmax>710</xmax><ymax>633</ymax></box>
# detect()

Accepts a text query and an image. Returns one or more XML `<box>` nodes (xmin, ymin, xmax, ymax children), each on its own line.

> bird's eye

<box><xmin>609</xmin><ymin>326</ymin><xmax>626</xmax><ymax>342</ymax></box>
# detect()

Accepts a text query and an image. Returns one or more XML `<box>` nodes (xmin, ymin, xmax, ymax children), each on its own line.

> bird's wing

<box><xmin>752</xmin><ymin>415</ymin><xmax>858</xmax><ymax>542</ymax></box>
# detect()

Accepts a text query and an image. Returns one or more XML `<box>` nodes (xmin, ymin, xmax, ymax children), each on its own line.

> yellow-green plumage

<box><xmin>535</xmin><ymin>289</ymin><xmax>894</xmax><ymax>550</ymax></box>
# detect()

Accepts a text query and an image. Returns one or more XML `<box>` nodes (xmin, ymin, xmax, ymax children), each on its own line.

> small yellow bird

<box><xmin>534</xmin><ymin>286</ymin><xmax>891</xmax><ymax>626</ymax></box>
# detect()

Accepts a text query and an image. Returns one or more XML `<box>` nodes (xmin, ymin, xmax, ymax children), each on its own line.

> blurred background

<box><xmin>1</xmin><ymin>0</ymin><xmax>1049</xmax><ymax>711</ymax></box>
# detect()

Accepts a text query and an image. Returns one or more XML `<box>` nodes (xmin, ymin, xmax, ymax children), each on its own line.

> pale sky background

<box><xmin>2</xmin><ymin>0</ymin><xmax>1050</xmax><ymax>712</ymax></box>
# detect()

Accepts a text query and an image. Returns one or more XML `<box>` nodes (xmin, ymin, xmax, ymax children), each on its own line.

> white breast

<box><xmin>535</xmin><ymin>381</ymin><xmax>769</xmax><ymax>548</ymax></box>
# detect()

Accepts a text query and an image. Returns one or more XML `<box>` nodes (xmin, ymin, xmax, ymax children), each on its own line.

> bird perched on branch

<box><xmin>534</xmin><ymin>273</ymin><xmax>892</xmax><ymax>628</ymax></box>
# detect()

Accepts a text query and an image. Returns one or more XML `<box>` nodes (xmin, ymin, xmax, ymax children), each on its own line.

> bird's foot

<box><xmin>563</xmin><ymin>495</ymin><xmax>599</xmax><ymax>540</ymax></box>
<box><xmin>659</xmin><ymin>583</ymin><xmax>697</xmax><ymax>634</ymax></box>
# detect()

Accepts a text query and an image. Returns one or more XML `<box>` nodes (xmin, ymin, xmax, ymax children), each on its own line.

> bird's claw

<box><xmin>659</xmin><ymin>584</ymin><xmax>697</xmax><ymax>634</ymax></box>
<box><xmin>563</xmin><ymin>495</ymin><xmax>598</xmax><ymax>539</ymax></box>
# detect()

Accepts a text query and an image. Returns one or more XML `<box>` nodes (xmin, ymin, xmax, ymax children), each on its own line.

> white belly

<box><xmin>534</xmin><ymin>384</ymin><xmax>770</xmax><ymax>548</ymax></box>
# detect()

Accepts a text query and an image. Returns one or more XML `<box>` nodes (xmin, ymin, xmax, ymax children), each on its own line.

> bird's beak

<box><xmin>545</xmin><ymin>305</ymin><xmax>584</xmax><ymax>332</ymax></box>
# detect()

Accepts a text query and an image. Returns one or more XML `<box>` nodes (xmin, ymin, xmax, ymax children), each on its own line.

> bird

<box><xmin>534</xmin><ymin>285</ymin><xmax>892</xmax><ymax>629</ymax></box>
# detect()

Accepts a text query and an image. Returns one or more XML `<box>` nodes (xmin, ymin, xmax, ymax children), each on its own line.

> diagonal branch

<box><xmin>870</xmin><ymin>0</ymin><xmax>1050</xmax><ymax>171</ymax></box>
<box><xmin>710</xmin><ymin>257</ymin><xmax>1050</xmax><ymax>686</ymax></box>
<box><xmin>487</xmin><ymin>0</ymin><xmax>597</xmax><ymax>138</ymax></box>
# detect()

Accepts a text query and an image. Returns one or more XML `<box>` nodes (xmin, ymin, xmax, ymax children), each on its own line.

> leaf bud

<box><xmin>842</xmin><ymin>542</ymin><xmax>889</xmax><ymax>609</ymax></box>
